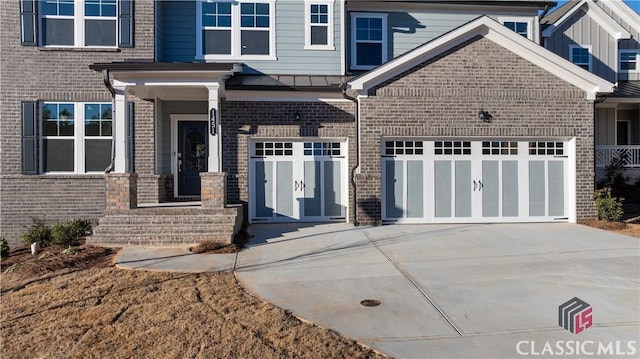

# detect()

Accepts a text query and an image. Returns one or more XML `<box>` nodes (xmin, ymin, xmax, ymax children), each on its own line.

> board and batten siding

<box><xmin>595</xmin><ymin>1</ymin><xmax>640</xmax><ymax>81</ymax></box>
<box><xmin>157</xmin><ymin>1</ymin><xmax>342</xmax><ymax>75</ymax></box>
<box><xmin>544</xmin><ymin>8</ymin><xmax>618</xmax><ymax>82</ymax></box>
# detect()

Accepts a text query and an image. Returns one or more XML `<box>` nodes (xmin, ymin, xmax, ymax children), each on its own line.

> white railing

<box><xmin>595</xmin><ymin>145</ymin><xmax>640</xmax><ymax>168</ymax></box>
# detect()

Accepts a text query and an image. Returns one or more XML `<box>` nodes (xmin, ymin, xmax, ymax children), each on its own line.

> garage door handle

<box><xmin>478</xmin><ymin>181</ymin><xmax>483</xmax><ymax>191</ymax></box>
<box><xmin>294</xmin><ymin>180</ymin><xmax>299</xmax><ymax>191</ymax></box>
<box><xmin>473</xmin><ymin>180</ymin><xmax>477</xmax><ymax>191</ymax></box>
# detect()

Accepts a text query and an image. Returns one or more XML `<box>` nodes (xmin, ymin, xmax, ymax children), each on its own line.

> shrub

<box><xmin>51</xmin><ymin>219</ymin><xmax>92</xmax><ymax>246</ymax></box>
<box><xmin>20</xmin><ymin>222</ymin><xmax>52</xmax><ymax>247</ymax></box>
<box><xmin>598</xmin><ymin>150</ymin><xmax>628</xmax><ymax>193</ymax></box>
<box><xmin>0</xmin><ymin>237</ymin><xmax>9</xmax><ymax>259</ymax></box>
<box><xmin>594</xmin><ymin>187</ymin><xmax>624</xmax><ymax>222</ymax></box>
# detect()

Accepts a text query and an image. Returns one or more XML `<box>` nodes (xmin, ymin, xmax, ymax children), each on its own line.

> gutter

<box><xmin>341</xmin><ymin>85</ymin><xmax>360</xmax><ymax>226</ymax></box>
<box><xmin>102</xmin><ymin>69</ymin><xmax>116</xmax><ymax>173</ymax></box>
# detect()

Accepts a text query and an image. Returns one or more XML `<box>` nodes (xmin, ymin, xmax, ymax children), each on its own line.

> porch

<box><xmin>595</xmin><ymin>145</ymin><xmax>640</xmax><ymax>168</ymax></box>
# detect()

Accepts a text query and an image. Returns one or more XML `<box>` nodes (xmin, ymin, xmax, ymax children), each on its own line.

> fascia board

<box><xmin>542</xmin><ymin>0</ymin><xmax>630</xmax><ymax>39</ymax></box>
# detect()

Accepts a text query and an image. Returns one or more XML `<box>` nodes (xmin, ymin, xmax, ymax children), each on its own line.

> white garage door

<box><xmin>249</xmin><ymin>140</ymin><xmax>348</xmax><ymax>223</ymax></box>
<box><xmin>382</xmin><ymin>139</ymin><xmax>573</xmax><ymax>223</ymax></box>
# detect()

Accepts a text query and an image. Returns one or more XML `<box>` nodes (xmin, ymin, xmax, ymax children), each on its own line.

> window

<box><xmin>570</xmin><ymin>45</ymin><xmax>591</xmax><ymax>71</ymax></box>
<box><xmin>620</xmin><ymin>51</ymin><xmax>639</xmax><ymax>72</ymax></box>
<box><xmin>351</xmin><ymin>13</ymin><xmax>387</xmax><ymax>70</ymax></box>
<box><xmin>38</xmin><ymin>0</ymin><xmax>119</xmax><ymax>47</ymax></box>
<box><xmin>528</xmin><ymin>142</ymin><xmax>564</xmax><ymax>156</ymax></box>
<box><xmin>41</xmin><ymin>102</ymin><xmax>112</xmax><ymax>173</ymax></box>
<box><xmin>197</xmin><ymin>0</ymin><xmax>275</xmax><ymax>60</ymax></box>
<box><xmin>499</xmin><ymin>17</ymin><xmax>534</xmax><ymax>41</ymax></box>
<box><xmin>305</xmin><ymin>0</ymin><xmax>334</xmax><ymax>50</ymax></box>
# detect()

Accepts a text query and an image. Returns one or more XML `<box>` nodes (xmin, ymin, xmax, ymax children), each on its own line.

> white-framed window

<box><xmin>620</xmin><ymin>50</ymin><xmax>639</xmax><ymax>72</ymax></box>
<box><xmin>570</xmin><ymin>45</ymin><xmax>592</xmax><ymax>71</ymax></box>
<box><xmin>40</xmin><ymin>0</ymin><xmax>118</xmax><ymax>47</ymax></box>
<box><xmin>499</xmin><ymin>16</ymin><xmax>534</xmax><ymax>41</ymax></box>
<box><xmin>351</xmin><ymin>12</ymin><xmax>387</xmax><ymax>70</ymax></box>
<box><xmin>196</xmin><ymin>0</ymin><xmax>276</xmax><ymax>60</ymax></box>
<box><xmin>304</xmin><ymin>0</ymin><xmax>334</xmax><ymax>50</ymax></box>
<box><xmin>41</xmin><ymin>102</ymin><xmax>112</xmax><ymax>173</ymax></box>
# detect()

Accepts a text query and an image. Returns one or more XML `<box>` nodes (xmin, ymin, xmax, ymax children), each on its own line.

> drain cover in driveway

<box><xmin>360</xmin><ymin>299</ymin><xmax>381</xmax><ymax>307</ymax></box>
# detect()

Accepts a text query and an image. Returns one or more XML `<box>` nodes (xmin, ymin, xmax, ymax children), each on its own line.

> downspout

<box><xmin>593</xmin><ymin>94</ymin><xmax>608</xmax><ymax>189</ymax></box>
<box><xmin>341</xmin><ymin>84</ymin><xmax>360</xmax><ymax>226</ymax></box>
<box><xmin>102</xmin><ymin>69</ymin><xmax>116</xmax><ymax>173</ymax></box>
<box><xmin>539</xmin><ymin>5</ymin><xmax>551</xmax><ymax>19</ymax></box>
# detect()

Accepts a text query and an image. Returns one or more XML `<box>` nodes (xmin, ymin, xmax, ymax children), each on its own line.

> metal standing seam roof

<box><xmin>609</xmin><ymin>81</ymin><xmax>640</xmax><ymax>97</ymax></box>
<box><xmin>225</xmin><ymin>75</ymin><xmax>352</xmax><ymax>91</ymax></box>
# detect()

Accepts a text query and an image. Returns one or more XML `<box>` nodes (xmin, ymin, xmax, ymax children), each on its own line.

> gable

<box><xmin>348</xmin><ymin>16</ymin><xmax>614</xmax><ymax>100</ymax></box>
<box><xmin>369</xmin><ymin>36</ymin><xmax>587</xmax><ymax>101</ymax></box>
<box><xmin>541</xmin><ymin>0</ymin><xmax>631</xmax><ymax>40</ymax></box>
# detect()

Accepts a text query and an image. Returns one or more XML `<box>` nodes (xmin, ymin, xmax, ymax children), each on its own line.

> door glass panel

<box><xmin>434</xmin><ymin>161</ymin><xmax>452</xmax><ymax>218</ymax></box>
<box><xmin>482</xmin><ymin>161</ymin><xmax>499</xmax><ymax>217</ymax></box>
<box><xmin>324</xmin><ymin>161</ymin><xmax>342</xmax><ymax>216</ymax></box>
<box><xmin>548</xmin><ymin>161</ymin><xmax>565</xmax><ymax>216</ymax></box>
<box><xmin>255</xmin><ymin>161</ymin><xmax>273</xmax><ymax>217</ymax></box>
<box><xmin>406</xmin><ymin>160</ymin><xmax>423</xmax><ymax>218</ymax></box>
<box><xmin>385</xmin><ymin>161</ymin><xmax>403</xmax><ymax>218</ymax></box>
<box><xmin>304</xmin><ymin>161</ymin><xmax>321</xmax><ymax>217</ymax></box>
<box><xmin>276</xmin><ymin>161</ymin><xmax>293</xmax><ymax>217</ymax></box>
<box><xmin>455</xmin><ymin>161</ymin><xmax>472</xmax><ymax>217</ymax></box>
<box><xmin>529</xmin><ymin>161</ymin><xmax>546</xmax><ymax>216</ymax></box>
<box><xmin>502</xmin><ymin>161</ymin><xmax>519</xmax><ymax>217</ymax></box>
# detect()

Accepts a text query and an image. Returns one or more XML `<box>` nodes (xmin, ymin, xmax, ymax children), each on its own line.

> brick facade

<box><xmin>0</xmin><ymin>1</ymin><xmax>154</xmax><ymax>243</ymax></box>
<box><xmin>356</xmin><ymin>36</ymin><xmax>596</xmax><ymax>224</ymax></box>
<box><xmin>220</xmin><ymin>100</ymin><xmax>357</xmax><ymax>208</ymax></box>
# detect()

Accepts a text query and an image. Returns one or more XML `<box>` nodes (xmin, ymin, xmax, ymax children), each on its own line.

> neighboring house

<box><xmin>541</xmin><ymin>0</ymin><xmax>640</xmax><ymax>182</ymax></box>
<box><xmin>0</xmin><ymin>0</ymin><xmax>616</xmax><ymax>245</ymax></box>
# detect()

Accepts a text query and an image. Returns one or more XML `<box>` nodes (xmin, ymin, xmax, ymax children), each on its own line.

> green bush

<box><xmin>21</xmin><ymin>219</ymin><xmax>92</xmax><ymax>247</ymax></box>
<box><xmin>20</xmin><ymin>222</ymin><xmax>52</xmax><ymax>247</ymax></box>
<box><xmin>598</xmin><ymin>150</ymin><xmax>628</xmax><ymax>194</ymax></box>
<box><xmin>594</xmin><ymin>187</ymin><xmax>624</xmax><ymax>222</ymax></box>
<box><xmin>1</xmin><ymin>237</ymin><xmax>9</xmax><ymax>259</ymax></box>
<box><xmin>50</xmin><ymin>219</ymin><xmax>92</xmax><ymax>246</ymax></box>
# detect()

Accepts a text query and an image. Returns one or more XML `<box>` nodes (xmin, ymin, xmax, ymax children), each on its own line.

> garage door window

<box><xmin>529</xmin><ymin>141</ymin><xmax>564</xmax><ymax>156</ymax></box>
<box><xmin>434</xmin><ymin>141</ymin><xmax>471</xmax><ymax>155</ymax></box>
<box><xmin>255</xmin><ymin>142</ymin><xmax>293</xmax><ymax>156</ymax></box>
<box><xmin>384</xmin><ymin>141</ymin><xmax>423</xmax><ymax>155</ymax></box>
<box><xmin>482</xmin><ymin>141</ymin><xmax>518</xmax><ymax>155</ymax></box>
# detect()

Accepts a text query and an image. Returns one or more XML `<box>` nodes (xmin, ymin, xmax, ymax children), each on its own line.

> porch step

<box><xmin>88</xmin><ymin>205</ymin><xmax>244</xmax><ymax>246</ymax></box>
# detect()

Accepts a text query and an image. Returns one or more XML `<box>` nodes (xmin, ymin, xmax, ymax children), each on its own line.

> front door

<box><xmin>177</xmin><ymin>121</ymin><xmax>208</xmax><ymax>197</ymax></box>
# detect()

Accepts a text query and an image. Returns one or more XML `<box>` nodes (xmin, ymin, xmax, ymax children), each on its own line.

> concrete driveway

<box><xmin>235</xmin><ymin>223</ymin><xmax>640</xmax><ymax>358</ymax></box>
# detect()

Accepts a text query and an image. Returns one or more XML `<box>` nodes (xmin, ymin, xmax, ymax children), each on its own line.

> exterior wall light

<box><xmin>478</xmin><ymin>109</ymin><xmax>493</xmax><ymax>123</ymax></box>
<box><xmin>294</xmin><ymin>111</ymin><xmax>301</xmax><ymax>121</ymax></box>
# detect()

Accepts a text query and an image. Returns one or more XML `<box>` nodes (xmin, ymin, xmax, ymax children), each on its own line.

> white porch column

<box><xmin>113</xmin><ymin>86</ymin><xmax>129</xmax><ymax>173</ymax></box>
<box><xmin>206</xmin><ymin>84</ymin><xmax>222</xmax><ymax>172</ymax></box>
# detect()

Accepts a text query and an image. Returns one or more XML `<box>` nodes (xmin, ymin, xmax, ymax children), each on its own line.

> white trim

<box><xmin>601</xmin><ymin>0</ymin><xmax>640</xmax><ymax>34</ymax></box>
<box><xmin>350</xmin><ymin>12</ymin><xmax>388</xmax><ymax>71</ymax></box>
<box><xmin>39</xmin><ymin>101</ymin><xmax>113</xmax><ymax>174</ymax></box>
<box><xmin>542</xmin><ymin>0</ymin><xmax>631</xmax><ymax>40</ymax></box>
<box><xmin>619</xmin><ymin>50</ymin><xmax>640</xmax><ymax>74</ymax></box>
<box><xmin>497</xmin><ymin>16</ymin><xmax>534</xmax><ymax>41</ymax></box>
<box><xmin>569</xmin><ymin>44</ymin><xmax>592</xmax><ymax>71</ymax></box>
<box><xmin>170</xmin><ymin>114</ymin><xmax>208</xmax><ymax>198</ymax></box>
<box><xmin>304</xmin><ymin>0</ymin><xmax>335</xmax><ymax>50</ymax></box>
<box><xmin>340</xmin><ymin>0</ymin><xmax>345</xmax><ymax>74</ymax></box>
<box><xmin>348</xmin><ymin>16</ymin><xmax>614</xmax><ymax>100</ymax></box>
<box><xmin>196</xmin><ymin>0</ymin><xmax>277</xmax><ymax>61</ymax></box>
<box><xmin>40</xmin><ymin>0</ymin><xmax>119</xmax><ymax>48</ymax></box>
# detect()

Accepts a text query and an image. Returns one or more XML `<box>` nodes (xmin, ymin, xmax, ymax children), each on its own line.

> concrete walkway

<box><xmin>116</xmin><ymin>223</ymin><xmax>640</xmax><ymax>358</ymax></box>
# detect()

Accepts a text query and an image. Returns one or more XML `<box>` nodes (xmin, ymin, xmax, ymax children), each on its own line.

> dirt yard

<box><xmin>1</xmin><ymin>245</ymin><xmax>383</xmax><ymax>359</ymax></box>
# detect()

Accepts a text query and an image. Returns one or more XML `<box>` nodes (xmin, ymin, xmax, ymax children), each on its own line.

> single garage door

<box><xmin>249</xmin><ymin>140</ymin><xmax>349</xmax><ymax>223</ymax></box>
<box><xmin>382</xmin><ymin>139</ymin><xmax>572</xmax><ymax>223</ymax></box>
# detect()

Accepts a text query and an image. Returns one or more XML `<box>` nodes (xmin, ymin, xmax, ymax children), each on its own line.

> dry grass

<box><xmin>1</xmin><ymin>247</ymin><xmax>383</xmax><ymax>359</ymax></box>
<box><xmin>579</xmin><ymin>220</ymin><xmax>640</xmax><ymax>239</ymax></box>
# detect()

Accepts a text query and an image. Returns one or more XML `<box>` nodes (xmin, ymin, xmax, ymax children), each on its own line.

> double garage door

<box><xmin>249</xmin><ymin>140</ymin><xmax>348</xmax><ymax>223</ymax></box>
<box><xmin>382</xmin><ymin>139</ymin><xmax>573</xmax><ymax>223</ymax></box>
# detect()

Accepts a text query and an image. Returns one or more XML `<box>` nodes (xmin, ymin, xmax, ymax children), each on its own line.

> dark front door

<box><xmin>178</xmin><ymin>121</ymin><xmax>208</xmax><ymax>196</ymax></box>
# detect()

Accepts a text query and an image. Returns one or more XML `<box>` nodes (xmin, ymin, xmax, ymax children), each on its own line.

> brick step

<box><xmin>88</xmin><ymin>206</ymin><xmax>244</xmax><ymax>246</ymax></box>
